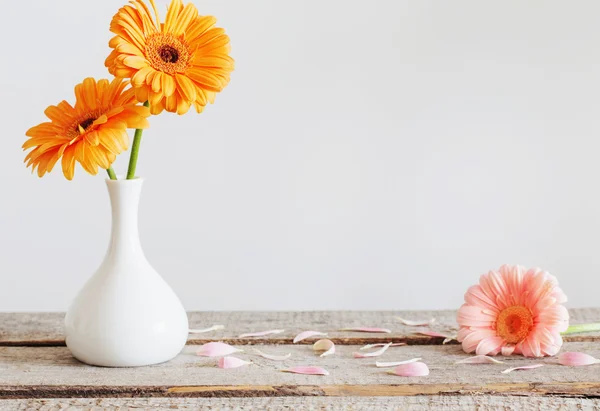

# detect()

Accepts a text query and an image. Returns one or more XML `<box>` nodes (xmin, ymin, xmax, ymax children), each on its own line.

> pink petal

<box><xmin>252</xmin><ymin>348</ymin><xmax>291</xmax><ymax>361</ymax></box>
<box><xmin>501</xmin><ymin>364</ymin><xmax>544</xmax><ymax>374</ymax></box>
<box><xmin>313</xmin><ymin>339</ymin><xmax>335</xmax><ymax>357</ymax></box>
<box><xmin>456</xmin><ymin>355</ymin><xmax>504</xmax><ymax>364</ymax></box>
<box><xmin>391</xmin><ymin>362</ymin><xmax>430</xmax><ymax>376</ymax></box>
<box><xmin>360</xmin><ymin>342</ymin><xmax>406</xmax><ymax>351</ymax></box>
<box><xmin>196</xmin><ymin>342</ymin><xmax>243</xmax><ymax>357</ymax></box>
<box><xmin>293</xmin><ymin>331</ymin><xmax>328</xmax><ymax>343</ymax></box>
<box><xmin>339</xmin><ymin>327</ymin><xmax>391</xmax><ymax>333</ymax></box>
<box><xmin>476</xmin><ymin>336</ymin><xmax>504</xmax><ymax>356</ymax></box>
<box><xmin>238</xmin><ymin>329</ymin><xmax>284</xmax><ymax>338</ymax></box>
<box><xmin>376</xmin><ymin>358</ymin><xmax>422</xmax><ymax>368</ymax></box>
<box><xmin>501</xmin><ymin>345</ymin><xmax>516</xmax><ymax>356</ymax></box>
<box><xmin>397</xmin><ymin>317</ymin><xmax>435</xmax><ymax>326</ymax></box>
<box><xmin>353</xmin><ymin>342</ymin><xmax>392</xmax><ymax>358</ymax></box>
<box><xmin>558</xmin><ymin>352</ymin><xmax>600</xmax><ymax>366</ymax></box>
<box><xmin>218</xmin><ymin>356</ymin><xmax>252</xmax><ymax>369</ymax></box>
<box><xmin>282</xmin><ymin>366</ymin><xmax>329</xmax><ymax>376</ymax></box>
<box><xmin>189</xmin><ymin>325</ymin><xmax>224</xmax><ymax>334</ymax></box>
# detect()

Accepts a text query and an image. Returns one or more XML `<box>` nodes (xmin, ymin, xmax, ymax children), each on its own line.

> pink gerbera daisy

<box><xmin>457</xmin><ymin>265</ymin><xmax>569</xmax><ymax>357</ymax></box>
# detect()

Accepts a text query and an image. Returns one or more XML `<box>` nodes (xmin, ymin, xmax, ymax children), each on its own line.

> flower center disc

<box><xmin>146</xmin><ymin>33</ymin><xmax>190</xmax><ymax>74</ymax></box>
<box><xmin>159</xmin><ymin>45</ymin><xmax>179</xmax><ymax>63</ymax></box>
<box><xmin>496</xmin><ymin>305</ymin><xmax>533</xmax><ymax>344</ymax></box>
<box><xmin>79</xmin><ymin>117</ymin><xmax>96</xmax><ymax>130</ymax></box>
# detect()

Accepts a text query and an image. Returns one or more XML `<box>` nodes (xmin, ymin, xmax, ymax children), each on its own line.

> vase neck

<box><xmin>106</xmin><ymin>178</ymin><xmax>145</xmax><ymax>259</ymax></box>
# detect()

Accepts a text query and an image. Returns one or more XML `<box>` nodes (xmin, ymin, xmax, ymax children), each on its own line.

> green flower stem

<box><xmin>106</xmin><ymin>166</ymin><xmax>117</xmax><ymax>180</ymax></box>
<box><xmin>562</xmin><ymin>323</ymin><xmax>600</xmax><ymax>335</ymax></box>
<box><xmin>126</xmin><ymin>101</ymin><xmax>150</xmax><ymax>180</ymax></box>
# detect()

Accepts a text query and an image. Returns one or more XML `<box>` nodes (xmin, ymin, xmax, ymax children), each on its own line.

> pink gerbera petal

<box><xmin>456</xmin><ymin>265</ymin><xmax>569</xmax><ymax>358</ymax></box>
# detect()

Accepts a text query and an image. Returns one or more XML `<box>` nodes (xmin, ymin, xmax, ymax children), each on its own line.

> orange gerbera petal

<box><xmin>23</xmin><ymin>78</ymin><xmax>151</xmax><ymax>180</ymax></box>
<box><xmin>105</xmin><ymin>0</ymin><xmax>234</xmax><ymax>115</ymax></box>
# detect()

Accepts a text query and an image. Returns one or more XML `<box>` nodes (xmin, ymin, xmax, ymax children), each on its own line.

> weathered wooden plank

<box><xmin>2</xmin><ymin>396</ymin><xmax>600</xmax><ymax>411</ymax></box>
<box><xmin>1</xmin><ymin>308</ymin><xmax>599</xmax><ymax>346</ymax></box>
<box><xmin>0</xmin><ymin>343</ymin><xmax>598</xmax><ymax>398</ymax></box>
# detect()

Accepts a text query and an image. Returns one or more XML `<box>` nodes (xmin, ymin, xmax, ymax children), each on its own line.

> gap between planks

<box><xmin>1</xmin><ymin>382</ymin><xmax>600</xmax><ymax>399</ymax></box>
<box><xmin>0</xmin><ymin>334</ymin><xmax>598</xmax><ymax>347</ymax></box>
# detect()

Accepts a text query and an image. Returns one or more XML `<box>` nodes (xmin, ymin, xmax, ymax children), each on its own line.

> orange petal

<box><xmin>82</xmin><ymin>78</ymin><xmax>98</xmax><ymax>111</ymax></box>
<box><xmin>99</xmin><ymin>130</ymin><xmax>124</xmax><ymax>155</ymax></box>
<box><xmin>186</xmin><ymin>16</ymin><xmax>217</xmax><ymax>43</ymax></box>
<box><xmin>150</xmin><ymin>100</ymin><xmax>165</xmax><ymax>115</ymax></box>
<box><xmin>149</xmin><ymin>90</ymin><xmax>163</xmax><ymax>106</ymax></box>
<box><xmin>132</xmin><ymin>67</ymin><xmax>154</xmax><ymax>87</ymax></box>
<box><xmin>61</xmin><ymin>146</ymin><xmax>76</xmax><ymax>180</ymax></box>
<box><xmin>162</xmin><ymin>74</ymin><xmax>176</xmax><ymax>97</ymax></box>
<box><xmin>187</xmin><ymin>68</ymin><xmax>223</xmax><ymax>92</ymax></box>
<box><xmin>164</xmin><ymin>0</ymin><xmax>184</xmax><ymax>33</ymax></box>
<box><xmin>175</xmin><ymin>74</ymin><xmax>197</xmax><ymax>102</ymax></box>
<box><xmin>152</xmin><ymin>72</ymin><xmax>162</xmax><ymax>93</ymax></box>
<box><xmin>85</xmin><ymin>131</ymin><xmax>100</xmax><ymax>146</ymax></box>
<box><xmin>172</xmin><ymin>3</ymin><xmax>198</xmax><ymax>36</ymax></box>
<box><xmin>176</xmin><ymin>95</ymin><xmax>192</xmax><ymax>115</ymax></box>
<box><xmin>134</xmin><ymin>86</ymin><xmax>150</xmax><ymax>103</ymax></box>
<box><xmin>123</xmin><ymin>56</ymin><xmax>149</xmax><ymax>69</ymax></box>
<box><xmin>165</xmin><ymin>93</ymin><xmax>177</xmax><ymax>112</ymax></box>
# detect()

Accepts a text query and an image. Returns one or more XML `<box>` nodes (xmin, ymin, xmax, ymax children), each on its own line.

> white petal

<box><xmin>456</xmin><ymin>355</ymin><xmax>504</xmax><ymax>364</ymax></box>
<box><xmin>360</xmin><ymin>342</ymin><xmax>406</xmax><ymax>351</ymax></box>
<box><xmin>282</xmin><ymin>366</ymin><xmax>329</xmax><ymax>375</ymax></box>
<box><xmin>189</xmin><ymin>325</ymin><xmax>225</xmax><ymax>334</ymax></box>
<box><xmin>253</xmin><ymin>348</ymin><xmax>291</xmax><ymax>361</ymax></box>
<box><xmin>376</xmin><ymin>358</ymin><xmax>422</xmax><ymax>368</ymax></box>
<box><xmin>313</xmin><ymin>339</ymin><xmax>335</xmax><ymax>357</ymax></box>
<box><xmin>353</xmin><ymin>342</ymin><xmax>393</xmax><ymax>358</ymax></box>
<box><xmin>293</xmin><ymin>331</ymin><xmax>328</xmax><ymax>343</ymax></box>
<box><xmin>238</xmin><ymin>329</ymin><xmax>285</xmax><ymax>338</ymax></box>
<box><xmin>501</xmin><ymin>364</ymin><xmax>544</xmax><ymax>374</ymax></box>
<box><xmin>397</xmin><ymin>317</ymin><xmax>436</xmax><ymax>326</ymax></box>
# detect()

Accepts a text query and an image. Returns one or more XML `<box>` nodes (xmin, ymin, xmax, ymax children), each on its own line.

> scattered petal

<box><xmin>390</xmin><ymin>361</ymin><xmax>430</xmax><ymax>376</ymax></box>
<box><xmin>196</xmin><ymin>342</ymin><xmax>243</xmax><ymax>357</ymax></box>
<box><xmin>354</xmin><ymin>342</ymin><xmax>393</xmax><ymax>358</ymax></box>
<box><xmin>218</xmin><ymin>356</ymin><xmax>252</xmax><ymax>369</ymax></box>
<box><xmin>282</xmin><ymin>366</ymin><xmax>329</xmax><ymax>376</ymax></box>
<box><xmin>252</xmin><ymin>348</ymin><xmax>292</xmax><ymax>361</ymax></box>
<box><xmin>339</xmin><ymin>327</ymin><xmax>391</xmax><ymax>333</ymax></box>
<box><xmin>238</xmin><ymin>329</ymin><xmax>285</xmax><ymax>338</ymax></box>
<box><xmin>189</xmin><ymin>325</ymin><xmax>225</xmax><ymax>334</ymax></box>
<box><xmin>313</xmin><ymin>339</ymin><xmax>335</xmax><ymax>357</ymax></box>
<box><xmin>501</xmin><ymin>364</ymin><xmax>544</xmax><ymax>374</ymax></box>
<box><xmin>360</xmin><ymin>342</ymin><xmax>406</xmax><ymax>351</ymax></box>
<box><xmin>558</xmin><ymin>352</ymin><xmax>600</xmax><ymax>366</ymax></box>
<box><xmin>293</xmin><ymin>331</ymin><xmax>328</xmax><ymax>343</ymax></box>
<box><xmin>442</xmin><ymin>337</ymin><xmax>455</xmax><ymax>344</ymax></box>
<box><xmin>456</xmin><ymin>355</ymin><xmax>504</xmax><ymax>364</ymax></box>
<box><xmin>397</xmin><ymin>317</ymin><xmax>436</xmax><ymax>326</ymax></box>
<box><xmin>376</xmin><ymin>358</ymin><xmax>422</xmax><ymax>368</ymax></box>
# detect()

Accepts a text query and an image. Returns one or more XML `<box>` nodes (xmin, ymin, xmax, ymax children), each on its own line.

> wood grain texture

<box><xmin>1</xmin><ymin>308</ymin><xmax>599</xmax><ymax>346</ymax></box>
<box><xmin>0</xmin><ymin>343</ymin><xmax>599</xmax><ymax>398</ymax></box>
<box><xmin>2</xmin><ymin>396</ymin><xmax>600</xmax><ymax>411</ymax></box>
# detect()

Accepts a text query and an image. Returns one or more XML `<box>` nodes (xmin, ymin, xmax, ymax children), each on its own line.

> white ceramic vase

<box><xmin>65</xmin><ymin>177</ymin><xmax>189</xmax><ymax>367</ymax></box>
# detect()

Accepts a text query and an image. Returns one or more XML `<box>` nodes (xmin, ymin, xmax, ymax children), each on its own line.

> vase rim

<box><xmin>105</xmin><ymin>175</ymin><xmax>144</xmax><ymax>184</ymax></box>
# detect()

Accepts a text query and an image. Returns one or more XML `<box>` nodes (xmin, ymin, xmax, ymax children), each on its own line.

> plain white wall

<box><xmin>1</xmin><ymin>0</ymin><xmax>599</xmax><ymax>311</ymax></box>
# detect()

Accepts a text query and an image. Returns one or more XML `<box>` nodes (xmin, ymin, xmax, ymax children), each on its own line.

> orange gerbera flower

<box><xmin>105</xmin><ymin>0</ymin><xmax>234</xmax><ymax>115</ymax></box>
<box><xmin>24</xmin><ymin>78</ymin><xmax>150</xmax><ymax>180</ymax></box>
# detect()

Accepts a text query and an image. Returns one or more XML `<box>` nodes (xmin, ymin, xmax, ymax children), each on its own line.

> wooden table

<box><xmin>0</xmin><ymin>309</ymin><xmax>599</xmax><ymax>410</ymax></box>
